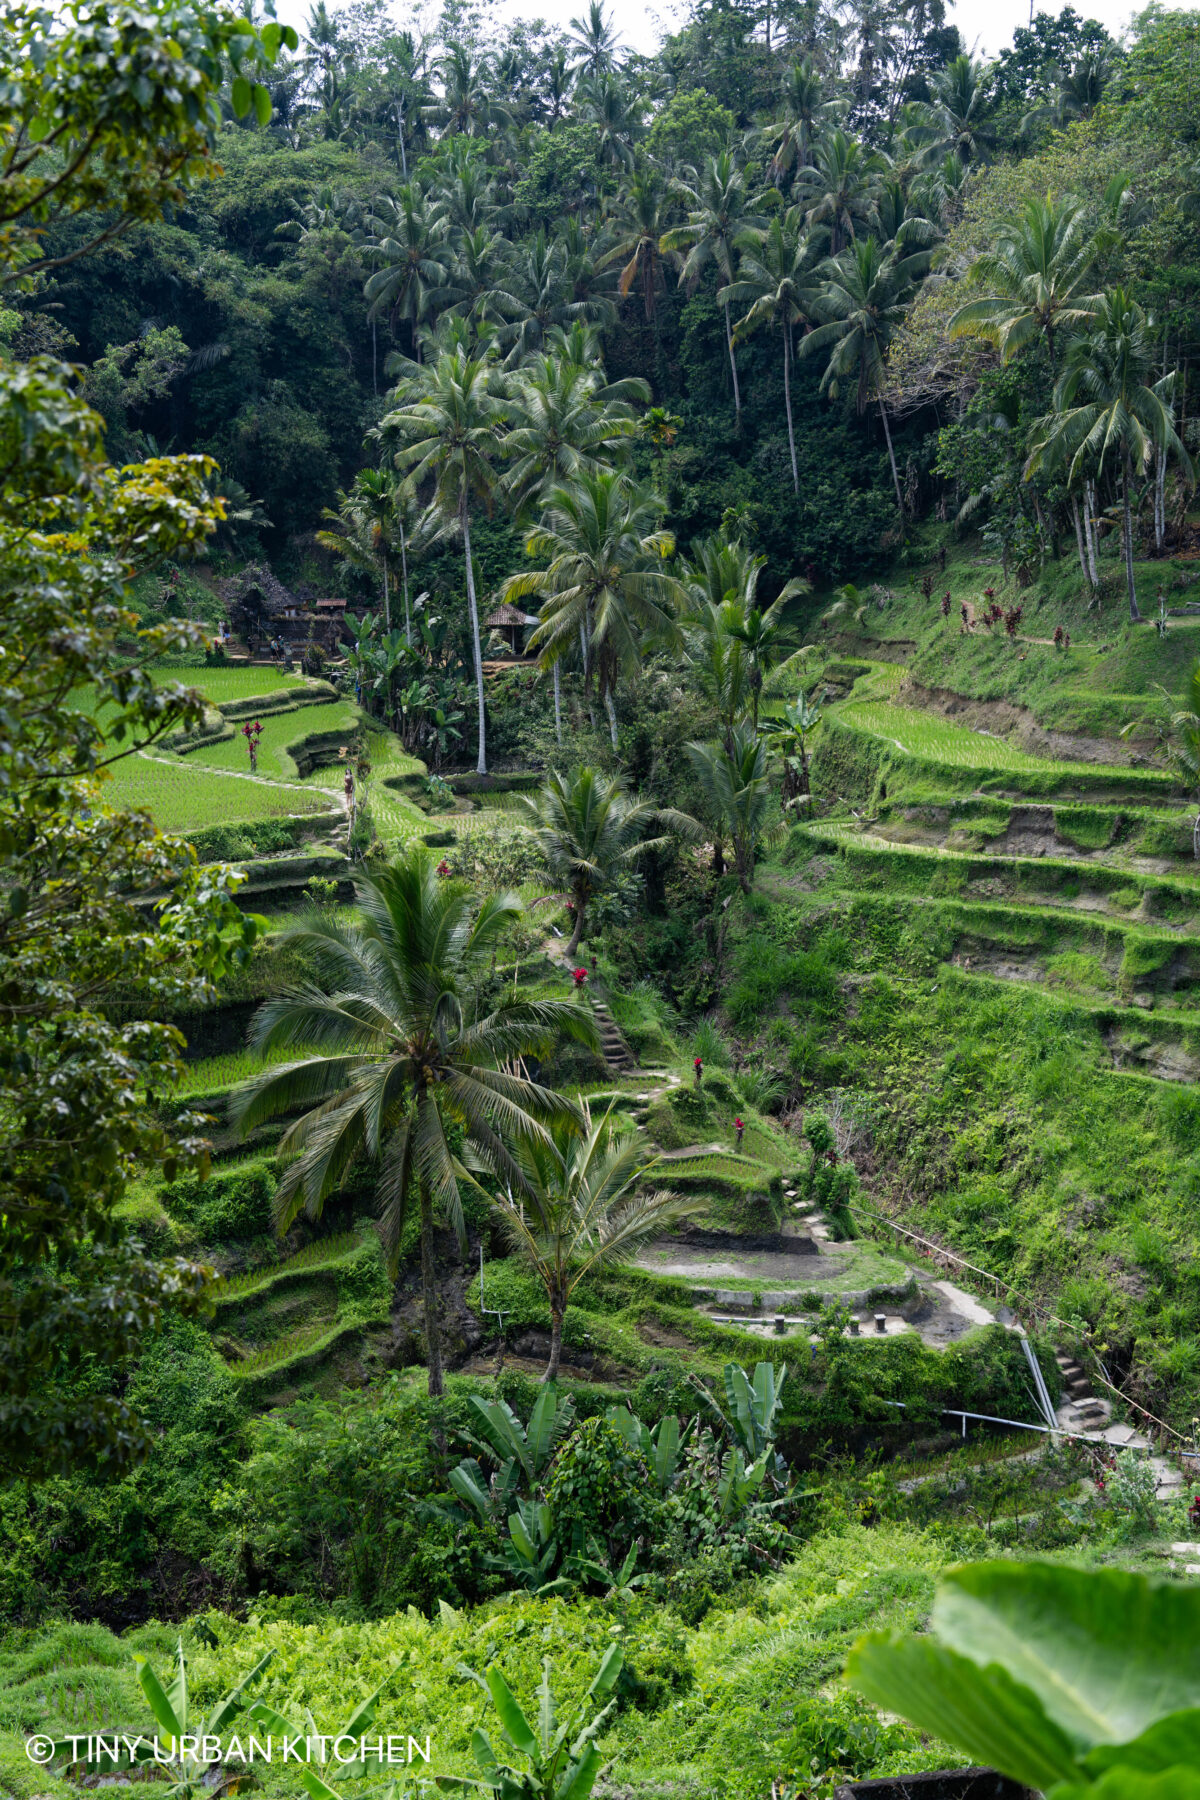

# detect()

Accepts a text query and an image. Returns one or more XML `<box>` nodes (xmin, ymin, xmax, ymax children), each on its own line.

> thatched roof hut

<box><xmin>484</xmin><ymin>602</ymin><xmax>539</xmax><ymax>652</ymax></box>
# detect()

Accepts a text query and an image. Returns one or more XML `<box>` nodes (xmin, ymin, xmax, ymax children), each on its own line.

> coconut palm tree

<box><xmin>685</xmin><ymin>723</ymin><xmax>778</xmax><ymax>895</ymax></box>
<box><xmin>316</xmin><ymin>467</ymin><xmax>414</xmax><ymax>640</ymax></box>
<box><xmin>948</xmin><ymin>193</ymin><xmax>1102</xmax><ymax>371</ymax></box>
<box><xmin>921</xmin><ymin>54</ymin><xmax>994</xmax><ymax>165</ymax></box>
<box><xmin>661</xmin><ymin>150</ymin><xmax>765</xmax><ymax>424</ymax></box>
<box><xmin>489</xmin><ymin>1104</ymin><xmax>698</xmax><ymax>1380</ymax></box>
<box><xmin>801</xmin><ymin>235</ymin><xmax>930</xmax><ymax>516</ymax></box>
<box><xmin>795</xmin><ymin>127</ymin><xmax>886</xmax><ymax>254</ymax></box>
<box><xmin>504</xmin><ymin>468</ymin><xmax>683</xmax><ymax>749</ymax></box>
<box><xmin>521</xmin><ymin>765</ymin><xmax>677</xmax><ymax>957</ymax></box>
<box><xmin>603</xmin><ymin>163</ymin><xmax>671</xmax><ymax>323</ymax></box>
<box><xmin>503</xmin><ymin>352</ymin><xmax>646</xmax><ymax>517</ymax></box>
<box><xmin>1025</xmin><ymin>289</ymin><xmax>1193</xmax><ymax>623</ymax></box>
<box><xmin>567</xmin><ymin>0</ymin><xmax>623</xmax><ymax>77</ymax></box>
<box><xmin>383</xmin><ymin>348</ymin><xmax>511</xmax><ymax>772</ymax></box>
<box><xmin>720</xmin><ymin>207</ymin><xmax>817</xmax><ymax>494</ymax></box>
<box><xmin>231</xmin><ymin>851</ymin><xmax>598</xmax><ymax>1396</ymax></box>
<box><xmin>765</xmin><ymin>57</ymin><xmax>841</xmax><ymax>188</ymax></box>
<box><xmin>363</xmin><ymin>185</ymin><xmax>447</xmax><ymax>354</ymax></box>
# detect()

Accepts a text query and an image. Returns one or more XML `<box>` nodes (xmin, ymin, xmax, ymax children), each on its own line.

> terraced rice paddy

<box><xmin>185</xmin><ymin>700</ymin><xmax>362</xmax><ymax>783</ymax></box>
<box><xmin>102</xmin><ymin>753</ymin><xmax>331</xmax><ymax>831</ymax></box>
<box><xmin>840</xmin><ymin>699</ymin><xmax>1171</xmax><ymax>781</ymax></box>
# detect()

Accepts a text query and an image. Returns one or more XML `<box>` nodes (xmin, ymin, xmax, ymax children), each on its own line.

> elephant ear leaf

<box><xmin>1084</xmin><ymin>1710</ymin><xmax>1200</xmax><ymax>1779</ymax></box>
<box><xmin>1049</xmin><ymin>1768</ymin><xmax>1200</xmax><ymax>1800</ymax></box>
<box><xmin>933</xmin><ymin>1562</ymin><xmax>1200</xmax><ymax>1753</ymax></box>
<box><xmin>846</xmin><ymin>1632</ymin><xmax>1080</xmax><ymax>1795</ymax></box>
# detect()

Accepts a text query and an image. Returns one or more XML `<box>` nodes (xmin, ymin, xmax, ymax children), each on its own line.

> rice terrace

<box><xmin>4</xmin><ymin>2</ymin><xmax>1200</xmax><ymax>1798</ymax></box>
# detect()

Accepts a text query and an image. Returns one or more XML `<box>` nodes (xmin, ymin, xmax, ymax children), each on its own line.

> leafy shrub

<box><xmin>160</xmin><ymin>1161</ymin><xmax>275</xmax><ymax>1239</ymax></box>
<box><xmin>544</xmin><ymin>1417</ymin><xmax>661</xmax><ymax>1564</ymax></box>
<box><xmin>773</xmin><ymin>1692</ymin><xmax>919</xmax><ymax>1799</ymax></box>
<box><xmin>1159</xmin><ymin>1085</ymin><xmax>1200</xmax><ymax>1152</ymax></box>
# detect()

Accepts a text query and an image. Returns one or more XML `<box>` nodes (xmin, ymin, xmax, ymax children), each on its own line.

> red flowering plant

<box><xmin>241</xmin><ymin>718</ymin><xmax>263</xmax><ymax>771</ymax></box>
<box><xmin>573</xmin><ymin>967</ymin><xmax>587</xmax><ymax>987</ymax></box>
<box><xmin>436</xmin><ymin>859</ymin><xmax>451</xmax><ymax>877</ymax></box>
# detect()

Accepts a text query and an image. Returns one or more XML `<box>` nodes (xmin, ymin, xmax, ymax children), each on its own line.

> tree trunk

<box><xmin>1122</xmin><ymin>452</ymin><xmax>1141</xmax><ymax>623</ymax></box>
<box><xmin>603</xmin><ymin>685</ymin><xmax>619</xmax><ymax>751</ymax></box>
<box><xmin>1156</xmin><ymin>444</ymin><xmax>1167</xmax><ymax>552</ymax></box>
<box><xmin>783</xmin><ymin>326</ymin><xmax>799</xmax><ymax>495</ymax></box>
<box><xmin>544</xmin><ymin>1304</ymin><xmax>564</xmax><ymax>1382</ymax></box>
<box><xmin>419</xmin><ymin>1182</ymin><xmax>444</xmax><ymax>1397</ymax></box>
<box><xmin>566</xmin><ymin>896</ymin><xmax>585</xmax><ymax>958</ymax></box>
<box><xmin>724</xmin><ymin>298</ymin><xmax>742</xmax><ymax>425</ymax></box>
<box><xmin>553</xmin><ymin>658</ymin><xmax>563</xmax><ymax>746</ymax></box>
<box><xmin>382</xmin><ymin>557</ymin><xmax>391</xmax><ymax>636</ymax></box>
<box><xmin>462</xmin><ymin>496</ymin><xmax>488</xmax><ymax>773</ymax></box>
<box><xmin>1071</xmin><ymin>493</ymin><xmax>1089</xmax><ymax>585</ymax></box>
<box><xmin>399</xmin><ymin>516</ymin><xmax>412</xmax><ymax>643</ymax></box>
<box><xmin>1085</xmin><ymin>478</ymin><xmax>1100</xmax><ymax>589</ymax></box>
<box><xmin>879</xmin><ymin>394</ymin><xmax>904</xmax><ymax>517</ymax></box>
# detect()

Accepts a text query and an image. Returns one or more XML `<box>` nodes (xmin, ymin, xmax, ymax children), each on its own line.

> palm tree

<box><xmin>1022</xmin><ymin>47</ymin><xmax>1115</xmax><ymax>137</ymax></box>
<box><xmin>720</xmin><ymin>207</ymin><xmax>816</xmax><ymax>494</ymax></box>
<box><xmin>948</xmin><ymin>193</ymin><xmax>1102</xmax><ymax>371</ymax></box>
<box><xmin>603</xmin><ymin>163</ymin><xmax>671</xmax><ymax>323</ymax></box>
<box><xmin>723</xmin><ymin>593</ymin><xmax>805</xmax><ymax>732</ymax></box>
<box><xmin>363</xmin><ymin>186</ymin><xmax>447</xmax><ymax>355</ymax></box>
<box><xmin>686</xmin><ymin>724</ymin><xmax>778</xmax><ymax>895</ymax></box>
<box><xmin>1025</xmin><ymin>290</ymin><xmax>1193</xmax><ymax>623</ymax></box>
<box><xmin>231</xmin><ymin>852</ymin><xmax>598</xmax><ymax>1396</ymax></box>
<box><xmin>383</xmin><ymin>349</ymin><xmax>511</xmax><ymax>772</ymax></box>
<box><xmin>504</xmin><ymin>468</ymin><xmax>683</xmax><ymax>750</ymax></box>
<box><xmin>576</xmin><ymin>72</ymin><xmax>641</xmax><ymax>174</ymax></box>
<box><xmin>801</xmin><ymin>235</ymin><xmax>930</xmax><ymax>516</ymax></box>
<box><xmin>661</xmin><ymin>151</ymin><xmax>765</xmax><ymax>424</ymax></box>
<box><xmin>315</xmin><ymin>468</ymin><xmax>413</xmax><ymax>641</ymax></box>
<box><xmin>503</xmin><ymin>351</ymin><xmax>647</xmax><ymax>518</ymax></box>
<box><xmin>795</xmin><ymin>128</ymin><xmax>886</xmax><ymax>254</ymax></box>
<box><xmin>921</xmin><ymin>55</ymin><xmax>994</xmax><ymax>165</ymax></box>
<box><xmin>761</xmin><ymin>692</ymin><xmax>823</xmax><ymax>810</ymax></box>
<box><xmin>567</xmin><ymin>0</ymin><xmax>623</xmax><ymax>78</ymax></box>
<box><xmin>489</xmin><ymin>1105</ymin><xmax>697</xmax><ymax>1380</ymax></box>
<box><xmin>521</xmin><ymin>765</ymin><xmax>675</xmax><ymax>957</ymax></box>
<box><xmin>765</xmin><ymin>57</ymin><xmax>840</xmax><ymax>187</ymax></box>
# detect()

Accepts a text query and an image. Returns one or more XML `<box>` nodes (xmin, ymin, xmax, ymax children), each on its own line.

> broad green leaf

<box><xmin>588</xmin><ymin>1643</ymin><xmax>624</xmax><ymax>1700</ymax></box>
<box><xmin>252</xmin><ymin>81</ymin><xmax>271</xmax><ymax>124</ymax></box>
<box><xmin>508</xmin><ymin>1510</ymin><xmax>537</xmax><ymax>1564</ymax></box>
<box><xmin>132</xmin><ymin>1652</ymin><xmax>182</xmax><ymax>1739</ymax></box>
<box><xmin>654</xmin><ymin>1414</ymin><xmax>679</xmax><ymax>1488</ymax></box>
<box><xmin>847</xmin><ymin>1632</ymin><xmax>1079</xmax><ymax>1793</ymax></box>
<box><xmin>230</xmin><ymin>74</ymin><xmax>251</xmax><ymax>116</ymax></box>
<box><xmin>538</xmin><ymin>1657</ymin><xmax>557</xmax><ymax>1753</ymax></box>
<box><xmin>1049</xmin><ymin>1767</ymin><xmax>1200</xmax><ymax>1800</ymax></box>
<box><xmin>260</xmin><ymin>21</ymin><xmax>281</xmax><ymax>56</ymax></box>
<box><xmin>296</xmin><ymin>1766</ymin><xmax>343</xmax><ymax>1800</ymax></box>
<box><xmin>554</xmin><ymin>1740</ymin><xmax>602</xmax><ymax>1800</ymax></box>
<box><xmin>208</xmin><ymin>1650</ymin><xmax>274</xmax><ymax>1734</ymax></box>
<box><xmin>470</xmin><ymin>1727</ymin><xmax>500</xmax><ymax>1775</ymax></box>
<box><xmin>1085</xmin><ymin>1710</ymin><xmax>1200</xmax><ymax>1777</ymax></box>
<box><xmin>934</xmin><ymin>1562</ymin><xmax>1200</xmax><ymax>1751</ymax></box>
<box><xmin>527</xmin><ymin>1387</ymin><xmax>559</xmax><ymax>1472</ymax></box>
<box><xmin>165</xmin><ymin>1638</ymin><xmax>187</xmax><ymax>1732</ymax></box>
<box><xmin>450</xmin><ymin>1461</ymin><xmax>492</xmax><ymax>1519</ymax></box>
<box><xmin>485</xmin><ymin>1667</ymin><xmax>538</xmax><ymax>1759</ymax></box>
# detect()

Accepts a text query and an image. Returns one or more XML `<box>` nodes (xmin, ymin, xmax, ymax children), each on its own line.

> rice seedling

<box><xmin>224</xmin><ymin>1317</ymin><xmax>362</xmax><ymax>1378</ymax></box>
<box><xmin>210</xmin><ymin>1231</ymin><xmax>362</xmax><ymax>1303</ymax></box>
<box><xmin>840</xmin><ymin>700</ymin><xmax>1173</xmax><ymax>783</ymax></box>
<box><xmin>172</xmin><ymin>1043</ymin><xmax>304</xmax><ymax>1097</ymax></box>
<box><xmin>101</xmin><ymin>754</ymin><xmax>330</xmax><ymax>831</ymax></box>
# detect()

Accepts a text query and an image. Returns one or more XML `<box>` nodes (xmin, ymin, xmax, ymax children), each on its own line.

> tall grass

<box><xmin>211</xmin><ymin>1231</ymin><xmax>361</xmax><ymax>1303</ymax></box>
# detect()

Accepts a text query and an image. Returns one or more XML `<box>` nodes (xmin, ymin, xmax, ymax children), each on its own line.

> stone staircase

<box><xmin>1055</xmin><ymin>1347</ymin><xmax>1110</xmax><ymax>1432</ymax></box>
<box><xmin>591</xmin><ymin>1000</ymin><xmax>634</xmax><ymax>1072</ymax></box>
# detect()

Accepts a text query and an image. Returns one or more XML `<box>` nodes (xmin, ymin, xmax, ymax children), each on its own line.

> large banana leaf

<box><xmin>485</xmin><ymin>1667</ymin><xmax>539</xmax><ymax>1760</ymax></box>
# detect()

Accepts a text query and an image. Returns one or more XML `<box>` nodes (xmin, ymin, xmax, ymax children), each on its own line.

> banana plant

<box><xmin>603</xmin><ymin>1405</ymin><xmax>691</xmax><ymax>1493</ymax></box>
<box><xmin>246</xmin><ymin>1672</ymin><xmax>401</xmax><ymax>1800</ymax></box>
<box><xmin>462</xmin><ymin>1388</ymin><xmax>576</xmax><ymax>1492</ymax></box>
<box><xmin>436</xmin><ymin>1645</ymin><xmax>624</xmax><ymax>1800</ymax></box>
<box><xmin>42</xmin><ymin>1640</ymin><xmax>273</xmax><ymax>1795</ymax></box>
<box><xmin>848</xmin><ymin>1561</ymin><xmax>1200</xmax><ymax>1798</ymax></box>
<box><xmin>562</xmin><ymin>1538</ymin><xmax>652</xmax><ymax>1599</ymax></box>
<box><xmin>490</xmin><ymin>1497</ymin><xmax>573</xmax><ymax>1597</ymax></box>
<box><xmin>717</xmin><ymin>1447</ymin><xmax>770</xmax><ymax>1517</ymax></box>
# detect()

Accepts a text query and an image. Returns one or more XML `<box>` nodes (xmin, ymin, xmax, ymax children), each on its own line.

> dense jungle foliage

<box><xmin>7</xmin><ymin>0</ymin><xmax>1200</xmax><ymax>1795</ymax></box>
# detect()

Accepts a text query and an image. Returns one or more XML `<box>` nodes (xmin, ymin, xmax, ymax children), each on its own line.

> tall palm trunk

<box><xmin>419</xmin><ymin>1181</ymin><xmax>444</xmax><ymax>1397</ymax></box>
<box><xmin>552</xmin><ymin>659</ymin><xmax>563</xmax><ymax>746</ymax></box>
<box><xmin>399</xmin><ymin>516</ymin><xmax>412</xmax><ymax>643</ymax></box>
<box><xmin>461</xmin><ymin>493</ymin><xmax>487</xmax><ymax>773</ymax></box>
<box><xmin>382</xmin><ymin>557</ymin><xmax>391</xmax><ymax>636</ymax></box>
<box><xmin>782</xmin><ymin>325</ymin><xmax>799</xmax><ymax>495</ymax></box>
<box><xmin>879</xmin><ymin>395</ymin><xmax>903</xmax><ymax>517</ymax></box>
<box><xmin>1122</xmin><ymin>450</ymin><xmax>1142</xmax><ymax>623</ymax></box>
<box><xmin>723</xmin><ymin>297</ymin><xmax>742</xmax><ymax>424</ymax></box>
<box><xmin>1071</xmin><ymin>493</ymin><xmax>1090</xmax><ymax>586</ymax></box>
<box><xmin>545</xmin><ymin>1302</ymin><xmax>565</xmax><ymax>1382</ymax></box>
<box><xmin>603</xmin><ymin>686</ymin><xmax>619</xmax><ymax>751</ymax></box>
<box><xmin>566</xmin><ymin>895</ymin><xmax>585</xmax><ymax>958</ymax></box>
<box><xmin>1084</xmin><ymin>478</ymin><xmax>1101</xmax><ymax>589</ymax></box>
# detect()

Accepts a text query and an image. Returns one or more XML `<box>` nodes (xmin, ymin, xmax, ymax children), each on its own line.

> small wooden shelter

<box><xmin>484</xmin><ymin>602</ymin><xmax>539</xmax><ymax>654</ymax></box>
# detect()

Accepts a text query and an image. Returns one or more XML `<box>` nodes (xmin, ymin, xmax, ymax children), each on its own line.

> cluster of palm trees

<box><xmin>233</xmin><ymin>848</ymin><xmax>696</xmax><ymax>1391</ymax></box>
<box><xmin>948</xmin><ymin>191</ymin><xmax>1193</xmax><ymax>622</ymax></box>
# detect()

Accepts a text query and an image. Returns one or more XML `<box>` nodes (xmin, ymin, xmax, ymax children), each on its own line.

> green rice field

<box><xmin>155</xmin><ymin>664</ymin><xmax>309</xmax><ymax>703</ymax></box>
<box><xmin>185</xmin><ymin>700</ymin><xmax>362</xmax><ymax>782</ymax></box>
<box><xmin>839</xmin><ymin>699</ymin><xmax>1173</xmax><ymax>781</ymax></box>
<box><xmin>101</xmin><ymin>754</ymin><xmax>331</xmax><ymax>831</ymax></box>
